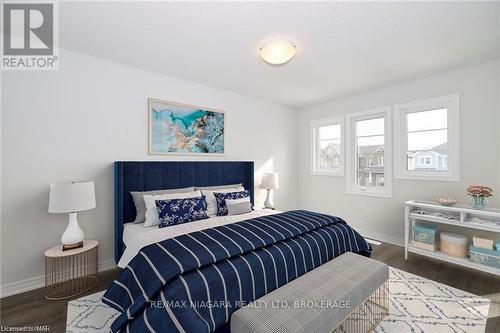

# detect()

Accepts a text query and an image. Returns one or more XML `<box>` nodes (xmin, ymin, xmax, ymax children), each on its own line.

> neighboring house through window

<box><xmin>346</xmin><ymin>107</ymin><xmax>392</xmax><ymax>197</ymax></box>
<box><xmin>394</xmin><ymin>94</ymin><xmax>459</xmax><ymax>181</ymax></box>
<box><xmin>311</xmin><ymin>116</ymin><xmax>344</xmax><ymax>175</ymax></box>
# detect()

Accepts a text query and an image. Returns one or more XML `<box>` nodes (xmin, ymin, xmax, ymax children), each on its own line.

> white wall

<box><xmin>297</xmin><ymin>61</ymin><xmax>500</xmax><ymax>245</ymax></box>
<box><xmin>1</xmin><ymin>49</ymin><xmax>298</xmax><ymax>294</ymax></box>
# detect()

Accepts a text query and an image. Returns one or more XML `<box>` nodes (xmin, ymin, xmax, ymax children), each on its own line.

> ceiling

<box><xmin>60</xmin><ymin>1</ymin><xmax>500</xmax><ymax>107</ymax></box>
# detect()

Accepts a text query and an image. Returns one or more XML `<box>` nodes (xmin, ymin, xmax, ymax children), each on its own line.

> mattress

<box><xmin>119</xmin><ymin>209</ymin><xmax>279</xmax><ymax>268</ymax></box>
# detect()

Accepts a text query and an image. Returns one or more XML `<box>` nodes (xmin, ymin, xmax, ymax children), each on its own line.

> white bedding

<box><xmin>119</xmin><ymin>209</ymin><xmax>279</xmax><ymax>268</ymax></box>
<box><xmin>122</xmin><ymin>223</ymin><xmax>145</xmax><ymax>247</ymax></box>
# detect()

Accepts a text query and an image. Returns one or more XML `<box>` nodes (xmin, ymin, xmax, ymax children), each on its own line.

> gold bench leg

<box><xmin>333</xmin><ymin>280</ymin><xmax>389</xmax><ymax>333</ymax></box>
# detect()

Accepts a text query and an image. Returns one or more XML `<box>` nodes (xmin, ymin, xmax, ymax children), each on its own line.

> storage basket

<box><xmin>470</xmin><ymin>246</ymin><xmax>500</xmax><ymax>269</ymax></box>
<box><xmin>440</xmin><ymin>232</ymin><xmax>467</xmax><ymax>258</ymax></box>
<box><xmin>413</xmin><ymin>223</ymin><xmax>437</xmax><ymax>245</ymax></box>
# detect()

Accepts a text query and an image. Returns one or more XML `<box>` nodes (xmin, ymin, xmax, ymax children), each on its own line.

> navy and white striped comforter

<box><xmin>103</xmin><ymin>210</ymin><xmax>371</xmax><ymax>333</ymax></box>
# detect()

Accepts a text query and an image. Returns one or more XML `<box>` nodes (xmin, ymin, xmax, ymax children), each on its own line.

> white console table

<box><xmin>405</xmin><ymin>200</ymin><xmax>500</xmax><ymax>276</ymax></box>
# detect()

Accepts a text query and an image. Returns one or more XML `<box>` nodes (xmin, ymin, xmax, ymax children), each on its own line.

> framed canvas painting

<box><xmin>148</xmin><ymin>98</ymin><xmax>225</xmax><ymax>155</ymax></box>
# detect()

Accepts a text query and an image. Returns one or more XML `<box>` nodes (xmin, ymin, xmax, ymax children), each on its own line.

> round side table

<box><xmin>44</xmin><ymin>240</ymin><xmax>99</xmax><ymax>300</ymax></box>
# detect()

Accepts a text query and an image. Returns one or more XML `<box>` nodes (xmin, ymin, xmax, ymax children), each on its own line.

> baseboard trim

<box><xmin>98</xmin><ymin>258</ymin><xmax>117</xmax><ymax>272</ymax></box>
<box><xmin>0</xmin><ymin>275</ymin><xmax>45</xmax><ymax>299</ymax></box>
<box><xmin>0</xmin><ymin>259</ymin><xmax>116</xmax><ymax>298</ymax></box>
<box><xmin>355</xmin><ymin>227</ymin><xmax>404</xmax><ymax>247</ymax></box>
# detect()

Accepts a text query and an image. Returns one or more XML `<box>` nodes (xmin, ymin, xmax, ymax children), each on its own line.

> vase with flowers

<box><xmin>467</xmin><ymin>185</ymin><xmax>493</xmax><ymax>209</ymax></box>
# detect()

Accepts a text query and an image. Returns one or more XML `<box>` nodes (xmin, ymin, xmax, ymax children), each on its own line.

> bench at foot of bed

<box><xmin>231</xmin><ymin>252</ymin><xmax>389</xmax><ymax>333</ymax></box>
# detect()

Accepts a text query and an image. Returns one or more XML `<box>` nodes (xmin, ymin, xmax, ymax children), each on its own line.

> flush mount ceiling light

<box><xmin>259</xmin><ymin>39</ymin><xmax>297</xmax><ymax>66</ymax></box>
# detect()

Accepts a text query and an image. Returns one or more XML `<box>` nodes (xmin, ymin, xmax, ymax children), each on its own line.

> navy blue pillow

<box><xmin>213</xmin><ymin>190</ymin><xmax>250</xmax><ymax>216</ymax></box>
<box><xmin>156</xmin><ymin>196</ymin><xmax>209</xmax><ymax>228</ymax></box>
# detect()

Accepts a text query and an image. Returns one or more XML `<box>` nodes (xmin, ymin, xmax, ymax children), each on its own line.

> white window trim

<box><xmin>345</xmin><ymin>107</ymin><xmax>392</xmax><ymax>198</ymax></box>
<box><xmin>311</xmin><ymin>116</ymin><xmax>345</xmax><ymax>176</ymax></box>
<box><xmin>393</xmin><ymin>94</ymin><xmax>460</xmax><ymax>181</ymax></box>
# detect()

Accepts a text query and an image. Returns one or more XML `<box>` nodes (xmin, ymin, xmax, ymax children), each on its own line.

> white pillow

<box><xmin>201</xmin><ymin>187</ymin><xmax>244</xmax><ymax>216</ymax></box>
<box><xmin>226</xmin><ymin>197</ymin><xmax>252</xmax><ymax>215</ymax></box>
<box><xmin>143</xmin><ymin>190</ymin><xmax>202</xmax><ymax>227</ymax></box>
<box><xmin>226</xmin><ymin>197</ymin><xmax>250</xmax><ymax>204</ymax></box>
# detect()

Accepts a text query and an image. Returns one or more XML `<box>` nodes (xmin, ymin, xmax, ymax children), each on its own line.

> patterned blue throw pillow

<box><xmin>213</xmin><ymin>190</ymin><xmax>250</xmax><ymax>216</ymax></box>
<box><xmin>156</xmin><ymin>196</ymin><xmax>209</xmax><ymax>228</ymax></box>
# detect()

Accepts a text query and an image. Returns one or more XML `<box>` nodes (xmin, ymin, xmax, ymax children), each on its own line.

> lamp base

<box><xmin>62</xmin><ymin>242</ymin><xmax>84</xmax><ymax>251</ymax></box>
<box><xmin>264</xmin><ymin>189</ymin><xmax>275</xmax><ymax>209</ymax></box>
<box><xmin>61</xmin><ymin>212</ymin><xmax>85</xmax><ymax>247</ymax></box>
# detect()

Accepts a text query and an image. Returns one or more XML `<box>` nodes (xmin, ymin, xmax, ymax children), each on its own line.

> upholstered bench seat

<box><xmin>231</xmin><ymin>252</ymin><xmax>389</xmax><ymax>333</ymax></box>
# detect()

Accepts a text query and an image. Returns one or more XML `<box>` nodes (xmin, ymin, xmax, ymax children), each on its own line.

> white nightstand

<box><xmin>44</xmin><ymin>240</ymin><xmax>99</xmax><ymax>300</ymax></box>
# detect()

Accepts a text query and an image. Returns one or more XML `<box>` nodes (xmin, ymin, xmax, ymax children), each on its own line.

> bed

<box><xmin>120</xmin><ymin>209</ymin><xmax>280</xmax><ymax>268</ymax></box>
<box><xmin>104</xmin><ymin>161</ymin><xmax>371</xmax><ymax>333</ymax></box>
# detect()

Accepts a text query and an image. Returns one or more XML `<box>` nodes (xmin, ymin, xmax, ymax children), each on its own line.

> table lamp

<box><xmin>260</xmin><ymin>172</ymin><xmax>279</xmax><ymax>209</ymax></box>
<box><xmin>49</xmin><ymin>181</ymin><xmax>96</xmax><ymax>250</ymax></box>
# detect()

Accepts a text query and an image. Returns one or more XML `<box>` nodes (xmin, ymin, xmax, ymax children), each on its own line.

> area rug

<box><xmin>67</xmin><ymin>267</ymin><xmax>490</xmax><ymax>332</ymax></box>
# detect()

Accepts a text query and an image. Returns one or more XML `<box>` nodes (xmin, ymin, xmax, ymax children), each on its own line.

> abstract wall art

<box><xmin>148</xmin><ymin>98</ymin><xmax>225</xmax><ymax>155</ymax></box>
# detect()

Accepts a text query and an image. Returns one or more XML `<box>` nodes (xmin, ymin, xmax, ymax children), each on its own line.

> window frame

<box><xmin>393</xmin><ymin>94</ymin><xmax>460</xmax><ymax>181</ymax></box>
<box><xmin>310</xmin><ymin>116</ymin><xmax>345</xmax><ymax>176</ymax></box>
<box><xmin>345</xmin><ymin>107</ymin><xmax>392</xmax><ymax>198</ymax></box>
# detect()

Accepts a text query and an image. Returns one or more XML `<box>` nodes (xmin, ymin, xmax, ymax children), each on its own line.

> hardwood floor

<box><xmin>0</xmin><ymin>269</ymin><xmax>120</xmax><ymax>333</ymax></box>
<box><xmin>1</xmin><ymin>242</ymin><xmax>499</xmax><ymax>332</ymax></box>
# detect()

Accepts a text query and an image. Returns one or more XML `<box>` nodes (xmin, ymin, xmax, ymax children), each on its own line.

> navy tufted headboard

<box><xmin>114</xmin><ymin>161</ymin><xmax>254</xmax><ymax>263</ymax></box>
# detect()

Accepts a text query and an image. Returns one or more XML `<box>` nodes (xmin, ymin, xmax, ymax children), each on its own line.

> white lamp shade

<box><xmin>260</xmin><ymin>173</ymin><xmax>279</xmax><ymax>190</ymax></box>
<box><xmin>49</xmin><ymin>181</ymin><xmax>96</xmax><ymax>213</ymax></box>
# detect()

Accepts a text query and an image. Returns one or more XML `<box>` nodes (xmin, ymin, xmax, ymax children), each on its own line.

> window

<box><xmin>407</xmin><ymin>109</ymin><xmax>446</xmax><ymax>171</ymax></box>
<box><xmin>394</xmin><ymin>94</ymin><xmax>459</xmax><ymax>181</ymax></box>
<box><xmin>346</xmin><ymin>107</ymin><xmax>392</xmax><ymax>197</ymax></box>
<box><xmin>418</xmin><ymin>156</ymin><xmax>431</xmax><ymax>166</ymax></box>
<box><xmin>311</xmin><ymin>116</ymin><xmax>344</xmax><ymax>175</ymax></box>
